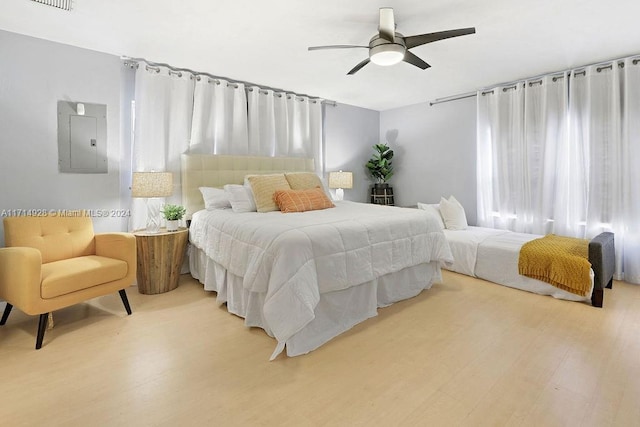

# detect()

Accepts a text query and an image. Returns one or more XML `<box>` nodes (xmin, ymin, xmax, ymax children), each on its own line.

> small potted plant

<box><xmin>161</xmin><ymin>204</ymin><xmax>186</xmax><ymax>232</ymax></box>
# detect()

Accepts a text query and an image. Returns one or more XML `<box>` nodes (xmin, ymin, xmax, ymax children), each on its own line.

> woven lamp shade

<box><xmin>131</xmin><ymin>172</ymin><xmax>173</xmax><ymax>198</ymax></box>
<box><xmin>328</xmin><ymin>171</ymin><xmax>353</xmax><ymax>189</ymax></box>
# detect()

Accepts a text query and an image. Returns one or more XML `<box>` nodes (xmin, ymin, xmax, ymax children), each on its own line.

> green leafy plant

<box><xmin>366</xmin><ymin>143</ymin><xmax>394</xmax><ymax>183</ymax></box>
<box><xmin>161</xmin><ymin>204</ymin><xmax>186</xmax><ymax>221</ymax></box>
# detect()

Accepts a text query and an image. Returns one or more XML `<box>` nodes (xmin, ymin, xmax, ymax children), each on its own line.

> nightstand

<box><xmin>133</xmin><ymin>228</ymin><xmax>189</xmax><ymax>294</ymax></box>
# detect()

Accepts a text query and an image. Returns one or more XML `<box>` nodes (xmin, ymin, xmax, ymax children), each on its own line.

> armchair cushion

<box><xmin>4</xmin><ymin>216</ymin><xmax>95</xmax><ymax>263</ymax></box>
<box><xmin>41</xmin><ymin>256</ymin><xmax>128</xmax><ymax>299</ymax></box>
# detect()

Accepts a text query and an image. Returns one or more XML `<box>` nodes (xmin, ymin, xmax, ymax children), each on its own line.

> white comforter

<box><xmin>443</xmin><ymin>226</ymin><xmax>592</xmax><ymax>302</ymax></box>
<box><xmin>189</xmin><ymin>201</ymin><xmax>453</xmax><ymax>357</ymax></box>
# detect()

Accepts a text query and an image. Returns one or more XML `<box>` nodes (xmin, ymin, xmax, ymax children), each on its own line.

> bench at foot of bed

<box><xmin>589</xmin><ymin>232</ymin><xmax>615</xmax><ymax>308</ymax></box>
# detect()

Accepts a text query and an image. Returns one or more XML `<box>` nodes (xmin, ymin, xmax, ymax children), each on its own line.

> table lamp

<box><xmin>328</xmin><ymin>170</ymin><xmax>353</xmax><ymax>201</ymax></box>
<box><xmin>131</xmin><ymin>172</ymin><xmax>173</xmax><ymax>233</ymax></box>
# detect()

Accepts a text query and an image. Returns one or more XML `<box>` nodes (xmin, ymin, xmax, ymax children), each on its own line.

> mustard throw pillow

<box><xmin>247</xmin><ymin>174</ymin><xmax>291</xmax><ymax>212</ymax></box>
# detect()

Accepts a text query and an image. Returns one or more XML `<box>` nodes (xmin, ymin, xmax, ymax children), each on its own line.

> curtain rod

<box><xmin>121</xmin><ymin>56</ymin><xmax>337</xmax><ymax>107</ymax></box>
<box><xmin>430</xmin><ymin>53</ymin><xmax>640</xmax><ymax>107</ymax></box>
<box><xmin>429</xmin><ymin>91</ymin><xmax>476</xmax><ymax>106</ymax></box>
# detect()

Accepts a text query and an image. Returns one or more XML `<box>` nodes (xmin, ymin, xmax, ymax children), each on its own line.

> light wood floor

<box><xmin>1</xmin><ymin>271</ymin><xmax>639</xmax><ymax>426</ymax></box>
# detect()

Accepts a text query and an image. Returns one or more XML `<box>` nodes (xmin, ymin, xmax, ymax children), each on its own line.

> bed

<box><xmin>442</xmin><ymin>226</ymin><xmax>615</xmax><ymax>307</ymax></box>
<box><xmin>182</xmin><ymin>154</ymin><xmax>453</xmax><ymax>359</ymax></box>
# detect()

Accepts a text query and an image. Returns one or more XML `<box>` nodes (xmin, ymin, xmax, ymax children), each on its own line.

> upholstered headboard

<box><xmin>181</xmin><ymin>154</ymin><xmax>315</xmax><ymax>218</ymax></box>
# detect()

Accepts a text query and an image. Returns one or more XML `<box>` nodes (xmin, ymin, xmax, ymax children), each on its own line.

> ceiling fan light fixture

<box><xmin>308</xmin><ymin>7</ymin><xmax>475</xmax><ymax>74</ymax></box>
<box><xmin>370</xmin><ymin>44</ymin><xmax>405</xmax><ymax>66</ymax></box>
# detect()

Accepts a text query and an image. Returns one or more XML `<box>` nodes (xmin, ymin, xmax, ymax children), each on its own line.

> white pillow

<box><xmin>417</xmin><ymin>202</ymin><xmax>445</xmax><ymax>230</ymax></box>
<box><xmin>224</xmin><ymin>184</ymin><xmax>257</xmax><ymax>213</ymax></box>
<box><xmin>439</xmin><ymin>196</ymin><xmax>468</xmax><ymax>230</ymax></box>
<box><xmin>199</xmin><ymin>187</ymin><xmax>231</xmax><ymax>210</ymax></box>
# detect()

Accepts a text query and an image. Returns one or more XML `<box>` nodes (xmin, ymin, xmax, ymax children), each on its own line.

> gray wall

<box><xmin>324</xmin><ymin>103</ymin><xmax>380</xmax><ymax>203</ymax></box>
<box><xmin>380</xmin><ymin>97</ymin><xmax>477</xmax><ymax>224</ymax></box>
<box><xmin>0</xmin><ymin>30</ymin><xmax>124</xmax><ymax>245</ymax></box>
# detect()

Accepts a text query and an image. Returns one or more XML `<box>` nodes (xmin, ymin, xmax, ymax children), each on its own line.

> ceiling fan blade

<box><xmin>378</xmin><ymin>7</ymin><xmax>395</xmax><ymax>42</ymax></box>
<box><xmin>308</xmin><ymin>45</ymin><xmax>369</xmax><ymax>51</ymax></box>
<box><xmin>347</xmin><ymin>58</ymin><xmax>371</xmax><ymax>75</ymax></box>
<box><xmin>404</xmin><ymin>27</ymin><xmax>476</xmax><ymax>49</ymax></box>
<box><xmin>403</xmin><ymin>51</ymin><xmax>431</xmax><ymax>70</ymax></box>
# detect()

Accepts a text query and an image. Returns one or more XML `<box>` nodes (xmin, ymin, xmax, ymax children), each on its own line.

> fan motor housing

<box><xmin>369</xmin><ymin>33</ymin><xmax>406</xmax><ymax>49</ymax></box>
<box><xmin>369</xmin><ymin>33</ymin><xmax>406</xmax><ymax>64</ymax></box>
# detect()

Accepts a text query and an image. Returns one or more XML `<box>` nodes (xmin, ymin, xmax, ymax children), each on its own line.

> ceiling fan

<box><xmin>308</xmin><ymin>7</ymin><xmax>476</xmax><ymax>75</ymax></box>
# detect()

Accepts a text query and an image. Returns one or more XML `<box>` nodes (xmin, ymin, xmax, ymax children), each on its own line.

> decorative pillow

<box><xmin>285</xmin><ymin>172</ymin><xmax>322</xmax><ymax>190</ymax></box>
<box><xmin>247</xmin><ymin>174</ymin><xmax>291</xmax><ymax>213</ymax></box>
<box><xmin>417</xmin><ymin>202</ymin><xmax>445</xmax><ymax>230</ymax></box>
<box><xmin>274</xmin><ymin>187</ymin><xmax>335</xmax><ymax>213</ymax></box>
<box><xmin>439</xmin><ymin>196</ymin><xmax>468</xmax><ymax>230</ymax></box>
<box><xmin>199</xmin><ymin>187</ymin><xmax>231</xmax><ymax>210</ymax></box>
<box><xmin>223</xmin><ymin>184</ymin><xmax>257</xmax><ymax>213</ymax></box>
<box><xmin>285</xmin><ymin>172</ymin><xmax>333</xmax><ymax>200</ymax></box>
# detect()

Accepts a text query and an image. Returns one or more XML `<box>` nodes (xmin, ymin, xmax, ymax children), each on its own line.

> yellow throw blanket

<box><xmin>518</xmin><ymin>234</ymin><xmax>591</xmax><ymax>297</ymax></box>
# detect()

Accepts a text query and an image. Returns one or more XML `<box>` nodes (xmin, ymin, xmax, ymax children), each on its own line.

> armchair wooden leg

<box><xmin>0</xmin><ymin>303</ymin><xmax>13</xmax><ymax>325</ymax></box>
<box><xmin>36</xmin><ymin>313</ymin><xmax>48</xmax><ymax>349</ymax></box>
<box><xmin>1</xmin><ymin>303</ymin><xmax>13</xmax><ymax>325</ymax></box>
<box><xmin>119</xmin><ymin>289</ymin><xmax>132</xmax><ymax>315</ymax></box>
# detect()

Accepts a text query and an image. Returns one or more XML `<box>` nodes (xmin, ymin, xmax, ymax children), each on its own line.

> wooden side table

<box><xmin>133</xmin><ymin>228</ymin><xmax>189</xmax><ymax>294</ymax></box>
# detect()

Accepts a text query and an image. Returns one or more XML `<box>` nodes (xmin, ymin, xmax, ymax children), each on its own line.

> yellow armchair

<box><xmin>0</xmin><ymin>215</ymin><xmax>136</xmax><ymax>349</ymax></box>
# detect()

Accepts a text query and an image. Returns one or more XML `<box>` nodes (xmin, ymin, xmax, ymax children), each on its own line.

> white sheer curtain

<box><xmin>247</xmin><ymin>87</ymin><xmax>324</xmax><ymax>173</ymax></box>
<box><xmin>570</xmin><ymin>61</ymin><xmax>640</xmax><ymax>281</ymax></box>
<box><xmin>524</xmin><ymin>74</ymin><xmax>570</xmax><ymax>235</ymax></box>
<box><xmin>477</xmin><ymin>57</ymin><xmax>640</xmax><ymax>284</ymax></box>
<box><xmin>477</xmin><ymin>75</ymin><xmax>568</xmax><ymax>233</ymax></box>
<box><xmin>190</xmin><ymin>77</ymin><xmax>249</xmax><ymax>154</ymax></box>
<box><xmin>130</xmin><ymin>64</ymin><xmax>195</xmax><ymax>231</ymax></box>
<box><xmin>476</xmin><ymin>83</ymin><xmax>525</xmax><ymax>230</ymax></box>
<box><xmin>247</xmin><ymin>87</ymin><xmax>277</xmax><ymax>156</ymax></box>
<box><xmin>621</xmin><ymin>58</ymin><xmax>640</xmax><ymax>283</ymax></box>
<box><xmin>569</xmin><ymin>64</ymin><xmax>621</xmax><ymax>241</ymax></box>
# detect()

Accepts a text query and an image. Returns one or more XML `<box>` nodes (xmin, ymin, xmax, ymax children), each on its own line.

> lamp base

<box><xmin>145</xmin><ymin>198</ymin><xmax>162</xmax><ymax>233</ymax></box>
<box><xmin>335</xmin><ymin>188</ymin><xmax>344</xmax><ymax>201</ymax></box>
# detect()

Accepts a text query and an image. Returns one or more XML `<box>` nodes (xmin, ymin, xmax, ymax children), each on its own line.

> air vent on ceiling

<box><xmin>30</xmin><ymin>0</ymin><xmax>72</xmax><ymax>11</ymax></box>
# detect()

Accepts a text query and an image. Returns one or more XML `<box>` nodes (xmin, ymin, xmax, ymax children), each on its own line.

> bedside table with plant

<box><xmin>134</xmin><ymin>204</ymin><xmax>188</xmax><ymax>294</ymax></box>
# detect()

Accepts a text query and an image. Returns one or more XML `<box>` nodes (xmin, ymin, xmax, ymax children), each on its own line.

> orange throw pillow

<box><xmin>274</xmin><ymin>187</ymin><xmax>335</xmax><ymax>213</ymax></box>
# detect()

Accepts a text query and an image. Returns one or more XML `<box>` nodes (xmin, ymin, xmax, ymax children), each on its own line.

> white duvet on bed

<box><xmin>443</xmin><ymin>226</ymin><xmax>592</xmax><ymax>303</ymax></box>
<box><xmin>189</xmin><ymin>201</ymin><xmax>453</xmax><ymax>358</ymax></box>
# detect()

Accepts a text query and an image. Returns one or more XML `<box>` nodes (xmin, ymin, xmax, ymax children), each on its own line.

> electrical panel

<box><xmin>57</xmin><ymin>101</ymin><xmax>107</xmax><ymax>173</ymax></box>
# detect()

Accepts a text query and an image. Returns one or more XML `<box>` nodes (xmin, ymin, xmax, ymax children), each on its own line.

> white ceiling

<box><xmin>2</xmin><ymin>0</ymin><xmax>640</xmax><ymax>111</ymax></box>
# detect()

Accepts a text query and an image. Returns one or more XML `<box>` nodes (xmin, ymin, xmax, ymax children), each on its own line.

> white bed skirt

<box><xmin>190</xmin><ymin>245</ymin><xmax>441</xmax><ymax>358</ymax></box>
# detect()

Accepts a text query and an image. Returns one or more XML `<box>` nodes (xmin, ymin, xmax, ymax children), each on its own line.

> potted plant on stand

<box><xmin>366</xmin><ymin>143</ymin><xmax>395</xmax><ymax>205</ymax></box>
<box><xmin>161</xmin><ymin>204</ymin><xmax>186</xmax><ymax>232</ymax></box>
